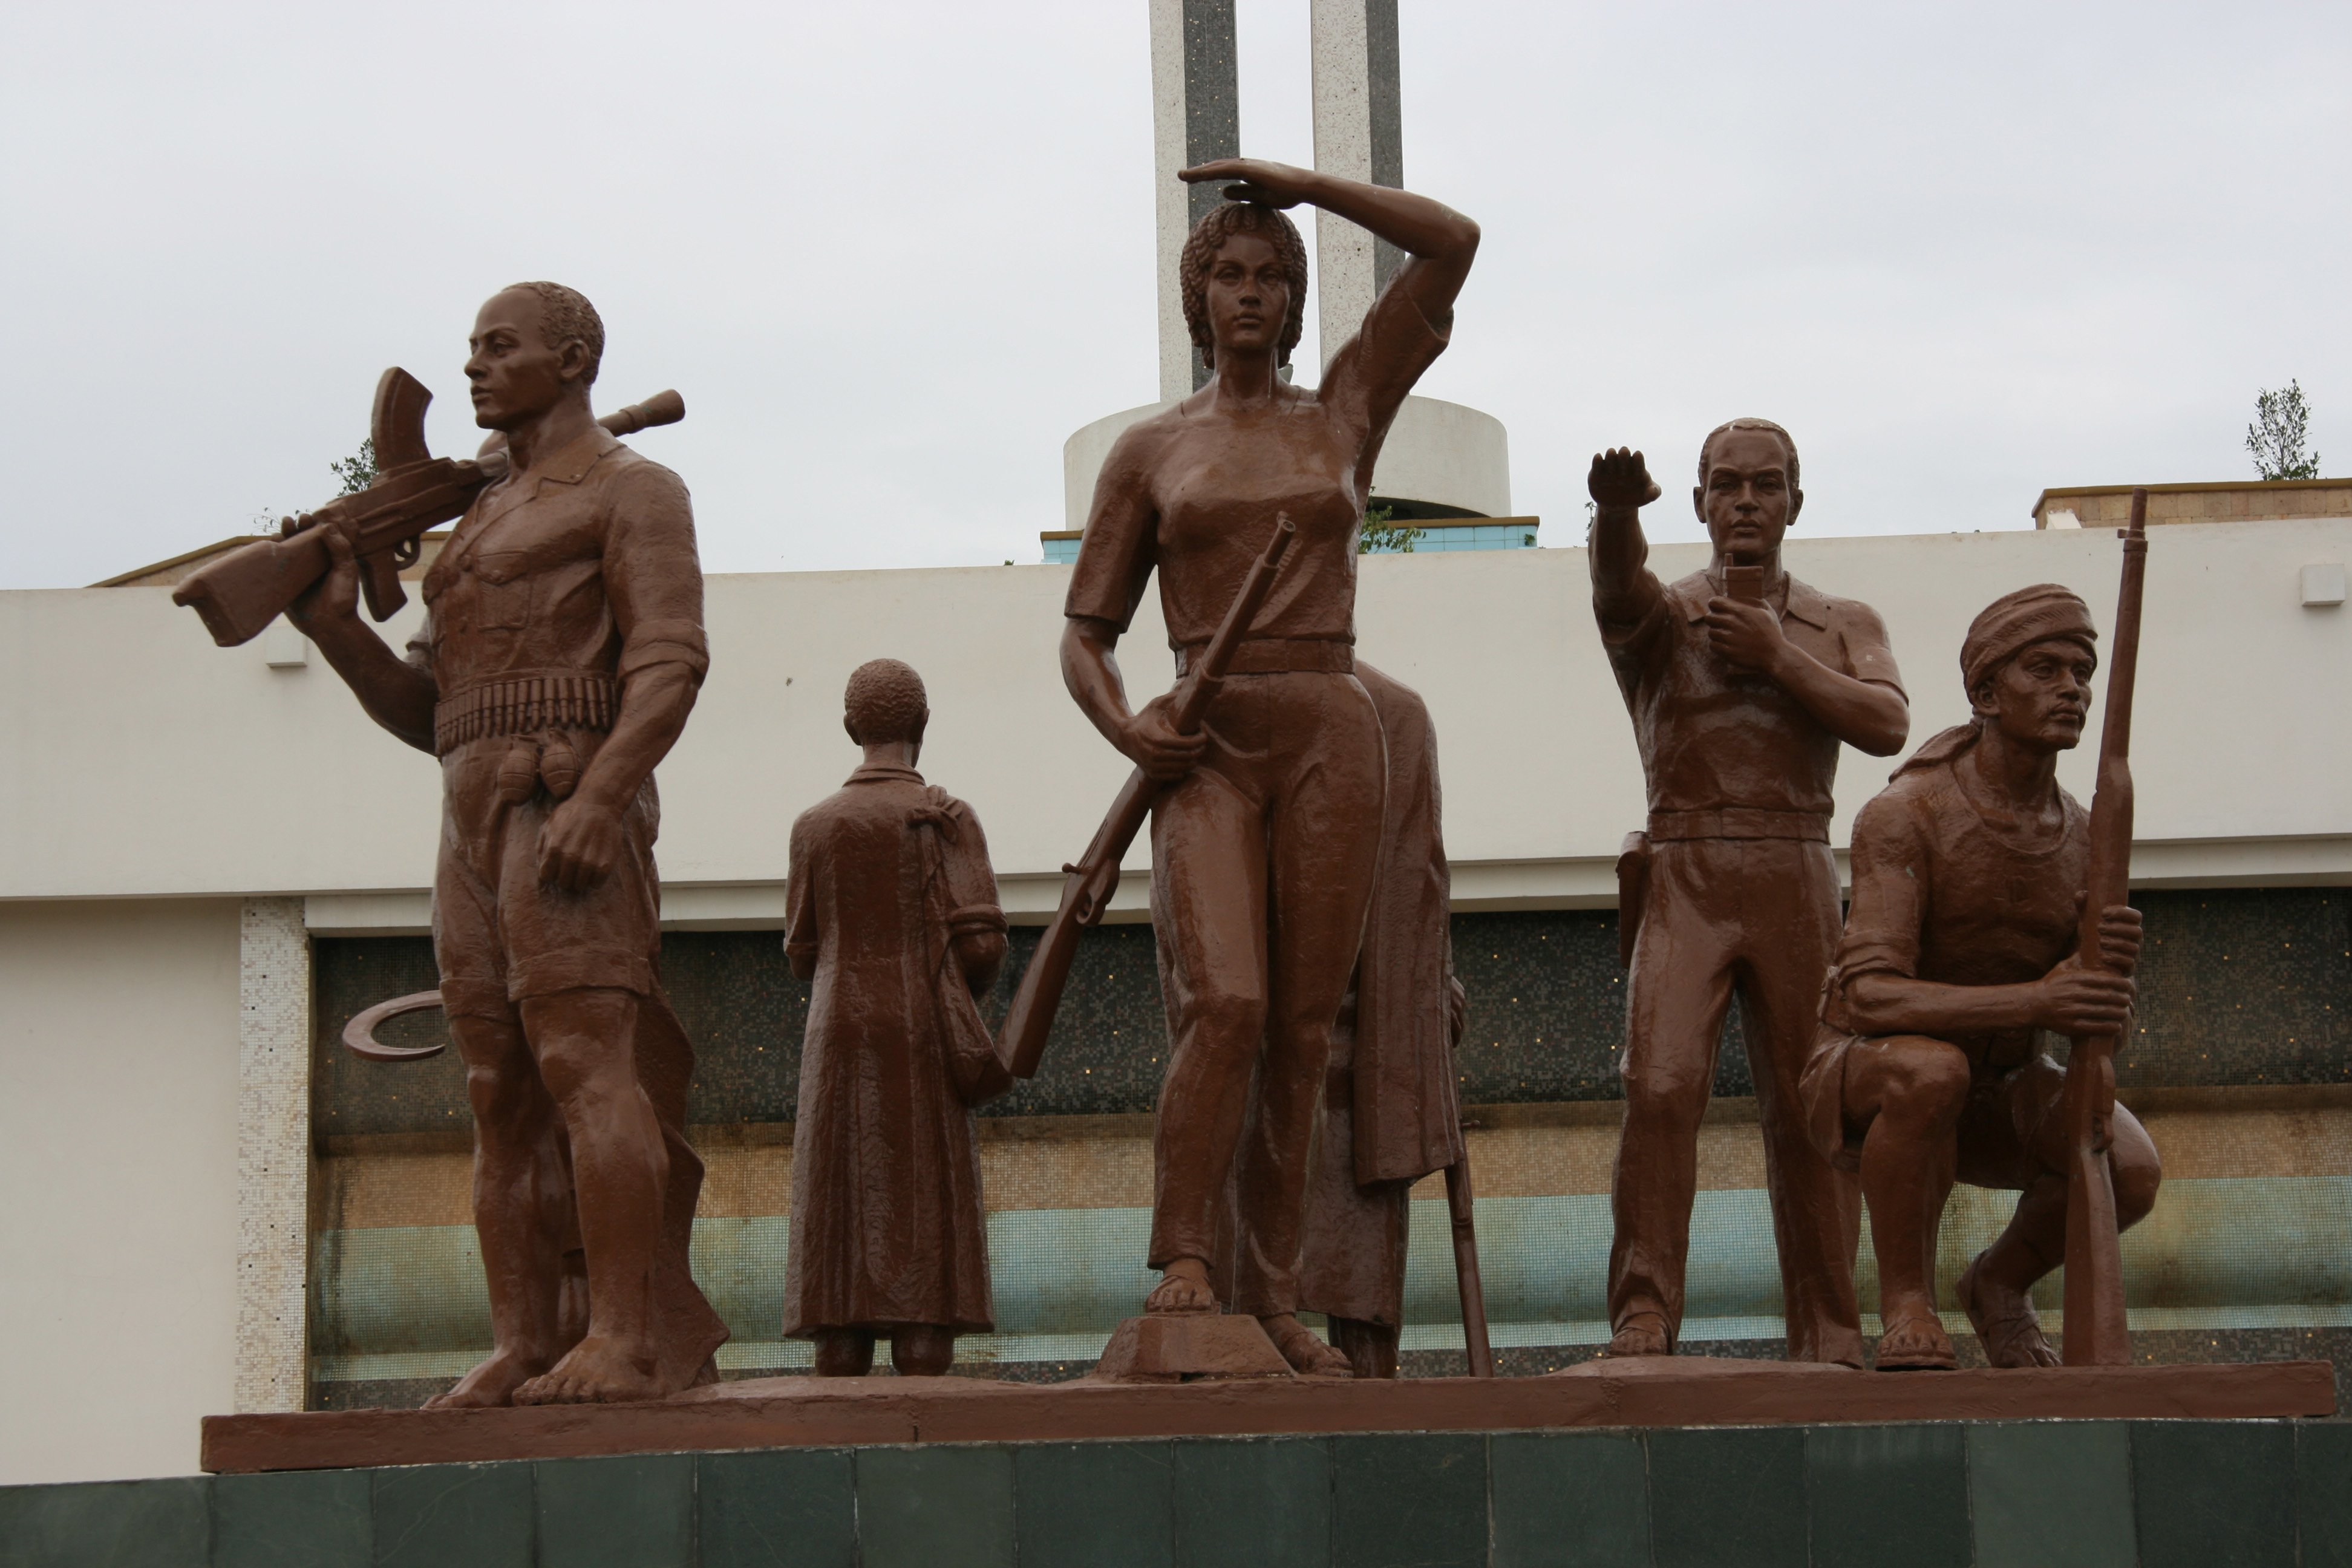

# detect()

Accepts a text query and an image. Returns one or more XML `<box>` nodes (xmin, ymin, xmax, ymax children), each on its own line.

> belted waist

<box><xmin>1174</xmin><ymin>637</ymin><xmax>1354</xmax><ymax>676</ymax></box>
<box><xmin>1647</xmin><ymin>807</ymin><xmax>1831</xmax><ymax>843</ymax></box>
<box><xmin>435</xmin><ymin>670</ymin><xmax>618</xmax><ymax>757</ymax></box>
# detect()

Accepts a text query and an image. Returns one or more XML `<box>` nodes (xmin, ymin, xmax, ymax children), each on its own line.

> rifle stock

<box><xmin>2061</xmin><ymin>486</ymin><xmax>2147</xmax><ymax>1366</ymax></box>
<box><xmin>172</xmin><ymin>377</ymin><xmax>684</xmax><ymax>648</ymax></box>
<box><xmin>997</xmin><ymin>516</ymin><xmax>1297</xmax><ymax>1079</ymax></box>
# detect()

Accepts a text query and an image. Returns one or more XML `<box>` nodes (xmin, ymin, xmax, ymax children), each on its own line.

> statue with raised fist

<box><xmin>1587</xmin><ymin>426</ymin><xmax>1908</xmax><ymax>1367</ymax></box>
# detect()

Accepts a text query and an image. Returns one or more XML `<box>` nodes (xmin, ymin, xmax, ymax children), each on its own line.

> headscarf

<box><xmin>1893</xmin><ymin>584</ymin><xmax>2098</xmax><ymax>778</ymax></box>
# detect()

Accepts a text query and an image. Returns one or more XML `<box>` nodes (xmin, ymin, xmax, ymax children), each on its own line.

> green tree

<box><xmin>2247</xmin><ymin>382</ymin><xmax>2322</xmax><ymax>481</ymax></box>
<box><xmin>1358</xmin><ymin>503</ymin><xmax>1425</xmax><ymax>554</ymax></box>
<box><xmin>329</xmin><ymin>437</ymin><xmax>379</xmax><ymax>495</ymax></box>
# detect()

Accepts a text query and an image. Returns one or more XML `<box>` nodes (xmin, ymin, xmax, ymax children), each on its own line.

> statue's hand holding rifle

<box><xmin>998</xmin><ymin>516</ymin><xmax>1298</xmax><ymax>1079</ymax></box>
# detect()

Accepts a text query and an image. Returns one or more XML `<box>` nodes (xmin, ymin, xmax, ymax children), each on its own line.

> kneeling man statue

<box><xmin>1801</xmin><ymin>585</ymin><xmax>2161</xmax><ymax>1370</ymax></box>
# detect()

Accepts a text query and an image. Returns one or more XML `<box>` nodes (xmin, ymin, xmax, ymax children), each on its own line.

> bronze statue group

<box><xmin>200</xmin><ymin>158</ymin><xmax>2155</xmax><ymax>1406</ymax></box>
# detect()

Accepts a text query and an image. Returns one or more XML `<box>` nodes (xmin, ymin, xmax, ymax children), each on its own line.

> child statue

<box><xmin>782</xmin><ymin>659</ymin><xmax>1011</xmax><ymax>1376</ymax></box>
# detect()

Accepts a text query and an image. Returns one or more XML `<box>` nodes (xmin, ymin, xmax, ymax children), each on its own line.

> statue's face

<box><xmin>1978</xmin><ymin>636</ymin><xmax>2097</xmax><ymax>754</ymax></box>
<box><xmin>466</xmin><ymin>289</ymin><xmax>580</xmax><ymax>431</ymax></box>
<box><xmin>1695</xmin><ymin>428</ymin><xmax>1802</xmax><ymax>563</ymax></box>
<box><xmin>1204</xmin><ymin>232</ymin><xmax>1291</xmax><ymax>361</ymax></box>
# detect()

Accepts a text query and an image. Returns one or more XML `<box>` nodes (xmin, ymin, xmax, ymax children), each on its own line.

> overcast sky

<box><xmin>3</xmin><ymin>1</ymin><xmax>2346</xmax><ymax>589</ymax></box>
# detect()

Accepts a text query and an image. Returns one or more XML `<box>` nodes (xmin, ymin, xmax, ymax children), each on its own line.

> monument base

<box><xmin>1092</xmin><ymin>1312</ymin><xmax>1295</xmax><ymax>1382</ymax></box>
<box><xmin>200</xmin><ymin>1356</ymin><xmax>2333</xmax><ymax>1474</ymax></box>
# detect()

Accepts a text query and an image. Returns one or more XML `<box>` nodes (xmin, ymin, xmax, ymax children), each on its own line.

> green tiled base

<box><xmin>5</xmin><ymin>1421</ymin><xmax>2347</xmax><ymax>1567</ymax></box>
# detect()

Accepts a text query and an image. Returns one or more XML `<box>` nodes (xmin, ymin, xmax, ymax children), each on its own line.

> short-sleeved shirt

<box><xmin>1599</xmin><ymin>568</ymin><xmax>1903</xmax><ymax>819</ymax></box>
<box><xmin>1064</xmin><ymin>281</ymin><xmax>1450</xmax><ymax>649</ymax></box>
<box><xmin>411</xmin><ymin>425</ymin><xmax>709</xmax><ymax>702</ymax></box>
<box><xmin>1829</xmin><ymin>757</ymin><xmax>2088</xmax><ymax>1066</ymax></box>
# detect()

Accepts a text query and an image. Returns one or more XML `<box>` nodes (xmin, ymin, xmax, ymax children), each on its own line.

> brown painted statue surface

<box><xmin>288</xmin><ymin>284</ymin><xmax>727</xmax><ymax>1405</ymax></box>
<box><xmin>783</xmin><ymin>660</ymin><xmax>1010</xmax><ymax>1377</ymax></box>
<box><xmin>1061</xmin><ymin>160</ymin><xmax>1477</xmax><ymax>1376</ymax></box>
<box><xmin>1588</xmin><ymin>433</ymin><xmax>1909</xmax><ymax>1367</ymax></box>
<box><xmin>1290</xmin><ymin>663</ymin><xmax>1467</xmax><ymax>1378</ymax></box>
<box><xmin>1800</xmin><ymin>586</ymin><xmax>2160</xmax><ymax>1370</ymax></box>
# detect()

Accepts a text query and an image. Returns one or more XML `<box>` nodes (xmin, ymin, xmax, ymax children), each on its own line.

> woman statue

<box><xmin>1060</xmin><ymin>158</ymin><xmax>1478</xmax><ymax>1375</ymax></box>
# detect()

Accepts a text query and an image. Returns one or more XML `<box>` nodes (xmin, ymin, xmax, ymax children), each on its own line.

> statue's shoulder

<box><xmin>1792</xmin><ymin>576</ymin><xmax>1890</xmax><ymax>636</ymax></box>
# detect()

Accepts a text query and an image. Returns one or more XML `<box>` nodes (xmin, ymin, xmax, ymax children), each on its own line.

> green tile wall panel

<box><xmin>1805</xmin><ymin>1423</ymin><xmax>1969</xmax><ymax>1568</ymax></box>
<box><xmin>1014</xmin><ymin>1442</ymin><xmax>1175</xmax><ymax>1568</ymax></box>
<box><xmin>212</xmin><ymin>1469</ymin><xmax>371</xmax><ymax>1568</ymax></box>
<box><xmin>1489</xmin><ymin>1429</ymin><xmax>1650</xmax><ymax>1568</ymax></box>
<box><xmin>1647</xmin><ymin>1426</ymin><xmax>1809</xmax><ymax>1568</ymax></box>
<box><xmin>852</xmin><ymin>1446</ymin><xmax>1014</xmax><ymax>1568</ymax></box>
<box><xmin>1965</xmin><ymin>1421</ymin><xmax>2136</xmax><ymax>1568</ymax></box>
<box><xmin>0</xmin><ymin>1477</ymin><xmax>209</xmax><ymax>1568</ymax></box>
<box><xmin>2130</xmin><ymin>1420</ymin><xmax>2297</xmax><ymax>1568</ymax></box>
<box><xmin>535</xmin><ymin>1454</ymin><xmax>694</xmax><ymax>1568</ymax></box>
<box><xmin>696</xmin><ymin>1449</ymin><xmax>856</xmax><ymax>1568</ymax></box>
<box><xmin>1171</xmin><ymin>1437</ymin><xmax>1331</xmax><ymax>1568</ymax></box>
<box><xmin>370</xmin><ymin>1462</ymin><xmax>534</xmax><ymax>1568</ymax></box>
<box><xmin>1329</xmin><ymin>1432</ymin><xmax>1487</xmax><ymax>1568</ymax></box>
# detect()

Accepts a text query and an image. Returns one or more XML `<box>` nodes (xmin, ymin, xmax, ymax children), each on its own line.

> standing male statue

<box><xmin>1587</xmin><ymin>426</ymin><xmax>1909</xmax><ymax>1366</ymax></box>
<box><xmin>290</xmin><ymin>283</ymin><xmax>727</xmax><ymax>1406</ymax></box>
<box><xmin>1801</xmin><ymin>586</ymin><xmax>2159</xmax><ymax>1370</ymax></box>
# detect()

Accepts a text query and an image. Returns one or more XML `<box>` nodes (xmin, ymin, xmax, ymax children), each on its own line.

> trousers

<box><xmin>1147</xmin><ymin>670</ymin><xmax>1385</xmax><ymax>1317</ymax></box>
<box><xmin>1608</xmin><ymin>834</ymin><xmax>1864</xmax><ymax>1365</ymax></box>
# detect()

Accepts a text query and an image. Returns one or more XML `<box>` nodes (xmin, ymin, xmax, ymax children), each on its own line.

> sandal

<box><xmin>1959</xmin><ymin>1254</ymin><xmax>2059</xmax><ymax>1368</ymax></box>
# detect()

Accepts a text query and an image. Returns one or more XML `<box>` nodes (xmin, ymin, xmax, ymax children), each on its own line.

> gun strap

<box><xmin>435</xmin><ymin>670</ymin><xmax>618</xmax><ymax>756</ymax></box>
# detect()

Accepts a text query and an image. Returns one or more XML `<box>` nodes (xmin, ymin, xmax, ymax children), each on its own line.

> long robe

<box><xmin>782</xmin><ymin>765</ymin><xmax>1002</xmax><ymax>1336</ymax></box>
<box><xmin>1297</xmin><ymin>664</ymin><xmax>1465</xmax><ymax>1325</ymax></box>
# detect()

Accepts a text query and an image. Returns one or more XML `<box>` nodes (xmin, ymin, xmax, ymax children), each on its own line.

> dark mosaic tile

<box><xmin>1171</xmin><ymin>1438</ymin><xmax>1330</xmax><ymax>1568</ymax></box>
<box><xmin>1645</xmin><ymin>1426</ymin><xmax>1807</xmax><ymax>1568</ymax></box>
<box><xmin>0</xmin><ymin>1476</ymin><xmax>211</xmax><ymax>1568</ymax></box>
<box><xmin>1330</xmin><ymin>1432</ymin><xmax>1486</xmax><ymax>1568</ymax></box>
<box><xmin>313</xmin><ymin>936</ymin><xmax>462</xmax><ymax>1138</ymax></box>
<box><xmin>1965</xmin><ymin>1421</ymin><xmax>2135</xmax><ymax>1568</ymax></box>
<box><xmin>312</xmin><ymin>1377</ymin><xmax>448</xmax><ymax>1411</ymax></box>
<box><xmin>853</xmin><ymin>1445</ymin><xmax>1014</xmax><ymax>1568</ymax></box>
<box><xmin>984</xmin><ymin>925</ymin><xmax>1169</xmax><ymax>1117</ymax></box>
<box><xmin>214</xmin><ymin>1468</ymin><xmax>371</xmax><ymax>1567</ymax></box>
<box><xmin>2131</xmin><ymin>1420</ymin><xmax>2297</xmax><ymax>1568</ymax></box>
<box><xmin>1015</xmin><ymin>1441</ymin><xmax>1175</xmax><ymax>1568</ymax></box>
<box><xmin>696</xmin><ymin>1449</ymin><xmax>857</xmax><ymax>1568</ymax></box>
<box><xmin>534</xmin><ymin>1454</ymin><xmax>693</xmax><ymax>1568</ymax></box>
<box><xmin>1490</xmin><ymin>1429</ymin><xmax>1650</xmax><ymax>1568</ymax></box>
<box><xmin>2299</xmin><ymin>1422</ymin><xmax>2352</xmax><ymax>1568</ymax></box>
<box><xmin>2125</xmin><ymin>889</ymin><xmax>2350</xmax><ymax>1087</ymax></box>
<box><xmin>1805</xmin><ymin>1423</ymin><xmax>1968</xmax><ymax>1568</ymax></box>
<box><xmin>371</xmin><ymin>1462</ymin><xmax>535</xmax><ymax>1568</ymax></box>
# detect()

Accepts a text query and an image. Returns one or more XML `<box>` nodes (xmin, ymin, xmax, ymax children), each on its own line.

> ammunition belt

<box><xmin>435</xmin><ymin>670</ymin><xmax>617</xmax><ymax>756</ymax></box>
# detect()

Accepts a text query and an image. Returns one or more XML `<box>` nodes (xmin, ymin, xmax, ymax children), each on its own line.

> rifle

<box><xmin>996</xmin><ymin>515</ymin><xmax>1297</xmax><ymax>1079</ymax></box>
<box><xmin>172</xmin><ymin>368</ymin><xmax>683</xmax><ymax>647</ymax></box>
<box><xmin>2060</xmin><ymin>486</ymin><xmax>2148</xmax><ymax>1366</ymax></box>
<box><xmin>1443</xmin><ymin>1155</ymin><xmax>1496</xmax><ymax>1377</ymax></box>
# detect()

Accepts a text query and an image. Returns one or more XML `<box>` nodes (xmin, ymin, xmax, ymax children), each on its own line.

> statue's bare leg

<box><xmin>513</xmin><ymin>987</ymin><xmax>670</xmax><ymax>1405</ymax></box>
<box><xmin>1847</xmin><ymin>1034</ymin><xmax>1968</xmax><ymax>1370</ymax></box>
<box><xmin>427</xmin><ymin>1009</ymin><xmax>570</xmax><ymax>1409</ymax></box>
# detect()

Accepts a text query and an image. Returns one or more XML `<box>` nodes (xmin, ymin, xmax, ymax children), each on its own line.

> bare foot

<box><xmin>1959</xmin><ymin>1253</ymin><xmax>2059</xmax><ymax>1368</ymax></box>
<box><xmin>1873</xmin><ymin>1310</ymin><xmax>1956</xmax><ymax>1371</ymax></box>
<box><xmin>1145</xmin><ymin>1258</ymin><xmax>1218</xmax><ymax>1316</ymax></box>
<box><xmin>1261</xmin><ymin>1315</ymin><xmax>1353</xmax><ymax>1378</ymax></box>
<box><xmin>425</xmin><ymin>1348</ymin><xmax>546</xmax><ymax>1410</ymax></box>
<box><xmin>511</xmin><ymin>1333</ymin><xmax>662</xmax><ymax>1405</ymax></box>
<box><xmin>1605</xmin><ymin>1313</ymin><xmax>1670</xmax><ymax>1357</ymax></box>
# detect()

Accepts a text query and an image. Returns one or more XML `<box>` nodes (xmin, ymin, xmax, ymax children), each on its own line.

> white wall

<box><xmin>0</xmin><ymin>898</ymin><xmax>240</xmax><ymax>1483</ymax></box>
<box><xmin>4</xmin><ymin>518</ymin><xmax>2344</xmax><ymax>923</ymax></box>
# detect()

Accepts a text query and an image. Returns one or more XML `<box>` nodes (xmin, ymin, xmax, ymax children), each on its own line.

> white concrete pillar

<box><xmin>1149</xmin><ymin>0</ymin><xmax>1239</xmax><ymax>399</ymax></box>
<box><xmin>235</xmin><ymin>897</ymin><xmax>310</xmax><ymax>1413</ymax></box>
<box><xmin>1310</xmin><ymin>0</ymin><xmax>1403</xmax><ymax>369</ymax></box>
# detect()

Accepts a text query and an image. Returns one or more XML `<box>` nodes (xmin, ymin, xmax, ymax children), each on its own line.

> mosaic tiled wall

<box><xmin>313</xmin><ymin>889</ymin><xmax>2349</xmax><ymax>1132</ymax></box>
<box><xmin>304</xmin><ymin>889</ymin><xmax>2350</xmax><ymax>1407</ymax></box>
